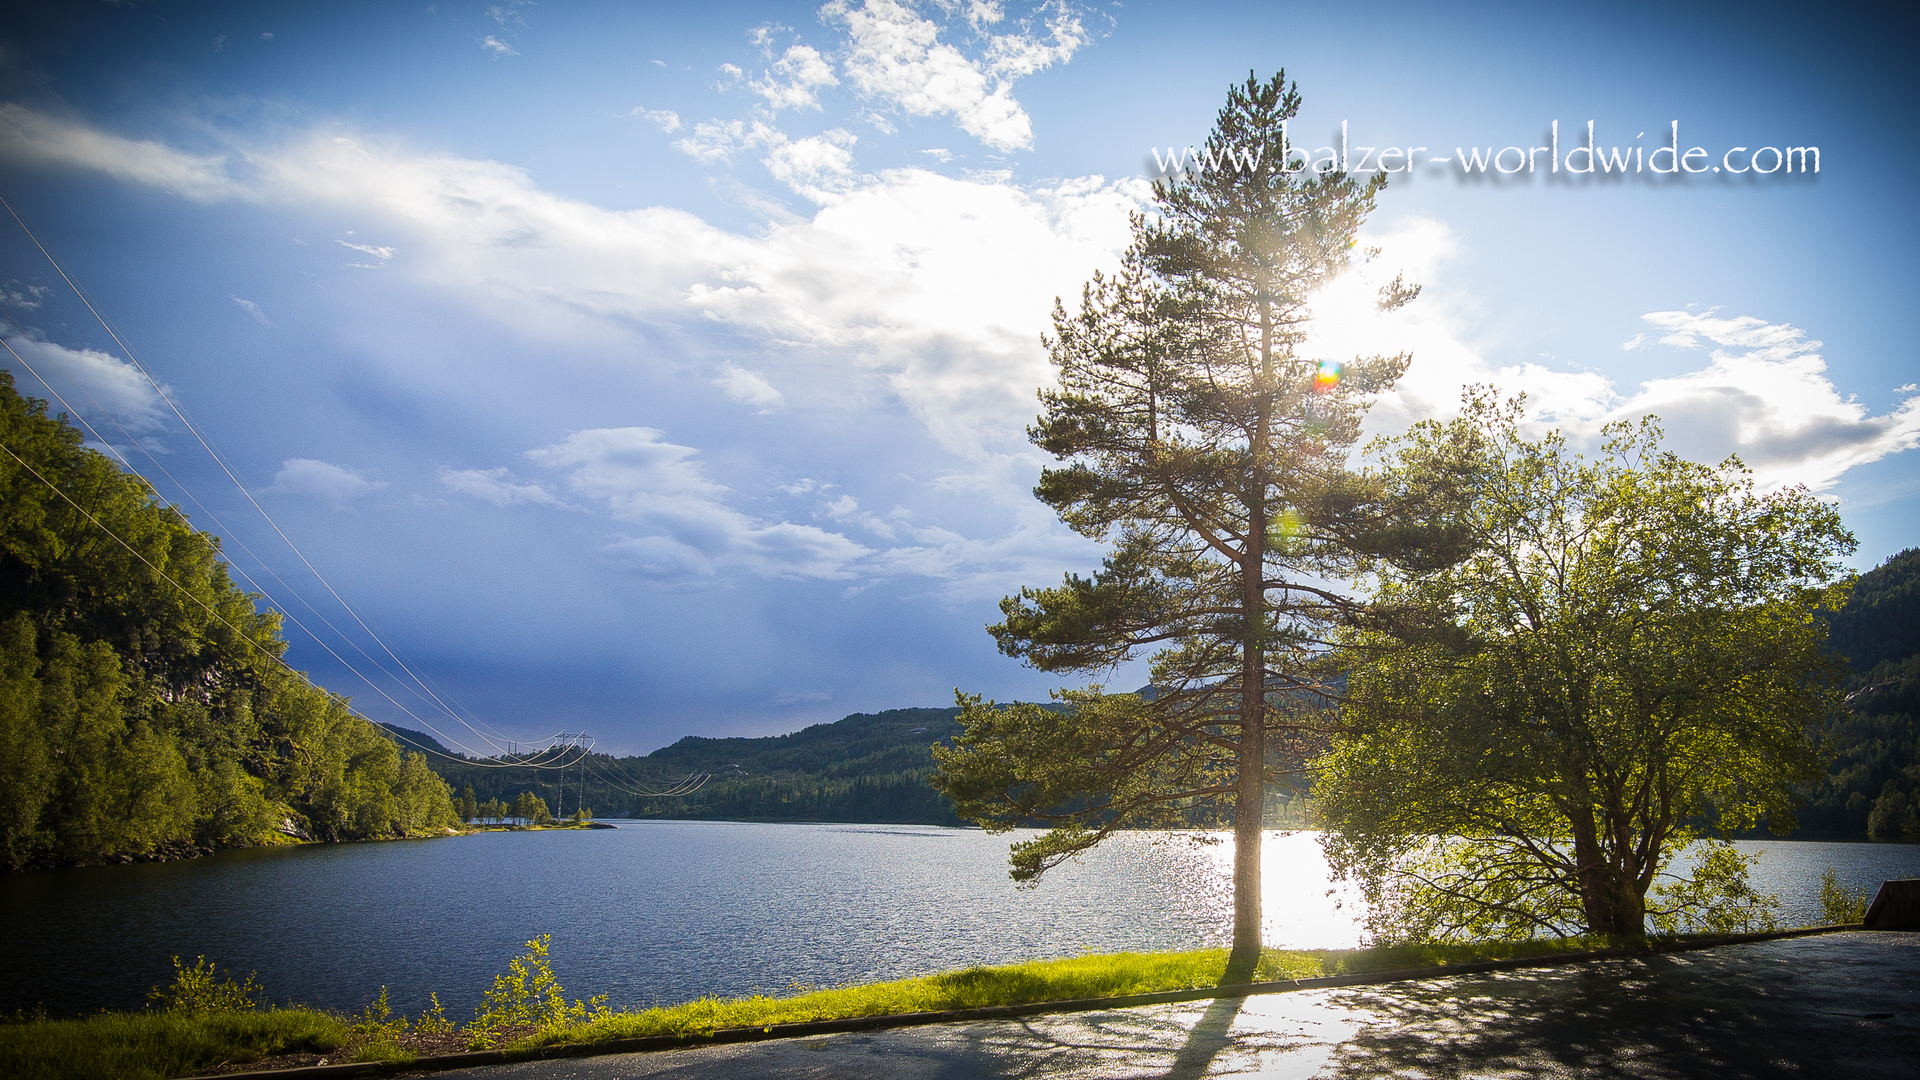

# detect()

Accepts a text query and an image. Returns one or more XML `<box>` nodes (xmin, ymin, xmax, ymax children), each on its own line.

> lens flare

<box><xmin>1313</xmin><ymin>360</ymin><xmax>1342</xmax><ymax>393</ymax></box>
<box><xmin>1268</xmin><ymin>508</ymin><xmax>1304</xmax><ymax>549</ymax></box>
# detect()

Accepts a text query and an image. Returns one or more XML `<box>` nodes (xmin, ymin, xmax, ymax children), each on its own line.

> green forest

<box><xmin>1802</xmin><ymin>547</ymin><xmax>1920</xmax><ymax>838</ymax></box>
<box><xmin>418</xmin><ymin>708</ymin><xmax>969</xmax><ymax>826</ymax></box>
<box><xmin>0</xmin><ymin>373</ymin><xmax>458</xmax><ymax>871</ymax></box>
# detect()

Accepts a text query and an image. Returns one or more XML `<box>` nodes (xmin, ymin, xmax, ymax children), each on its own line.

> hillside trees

<box><xmin>0</xmin><ymin>371</ymin><xmax>457</xmax><ymax>868</ymax></box>
<box><xmin>1315</xmin><ymin>395</ymin><xmax>1854</xmax><ymax>940</ymax></box>
<box><xmin>1804</xmin><ymin>548</ymin><xmax>1920</xmax><ymax>838</ymax></box>
<box><xmin>931</xmin><ymin>72</ymin><xmax>1436</xmax><ymax>975</ymax></box>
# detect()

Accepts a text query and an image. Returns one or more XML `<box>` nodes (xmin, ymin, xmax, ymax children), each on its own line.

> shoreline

<box><xmin>2</xmin><ymin>821</ymin><xmax>617</xmax><ymax>876</ymax></box>
<box><xmin>0</xmin><ymin>928</ymin><xmax>1870</xmax><ymax>1080</ymax></box>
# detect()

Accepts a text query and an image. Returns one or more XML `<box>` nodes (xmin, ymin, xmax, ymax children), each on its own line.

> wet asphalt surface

<box><xmin>425</xmin><ymin>931</ymin><xmax>1919</xmax><ymax>1079</ymax></box>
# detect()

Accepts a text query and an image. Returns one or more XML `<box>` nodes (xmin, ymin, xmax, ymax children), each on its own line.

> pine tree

<box><xmin>933</xmin><ymin>72</ymin><xmax>1422</xmax><ymax>976</ymax></box>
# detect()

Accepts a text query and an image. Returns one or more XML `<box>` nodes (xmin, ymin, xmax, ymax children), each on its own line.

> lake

<box><xmin>2</xmin><ymin>822</ymin><xmax>1914</xmax><ymax>1019</ymax></box>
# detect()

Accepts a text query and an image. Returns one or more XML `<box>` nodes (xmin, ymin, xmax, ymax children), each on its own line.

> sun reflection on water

<box><xmin>1091</xmin><ymin>830</ymin><xmax>1368</xmax><ymax>950</ymax></box>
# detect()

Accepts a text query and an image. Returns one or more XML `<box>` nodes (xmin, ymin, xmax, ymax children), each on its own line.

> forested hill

<box><xmin>649</xmin><ymin>707</ymin><xmax>962</xmax><ymax>775</ymax></box>
<box><xmin>0</xmin><ymin>373</ymin><xmax>459</xmax><ymax>870</ymax></box>
<box><xmin>434</xmin><ymin>708</ymin><xmax>966</xmax><ymax>825</ymax></box>
<box><xmin>1802</xmin><ymin>548</ymin><xmax>1920</xmax><ymax>838</ymax></box>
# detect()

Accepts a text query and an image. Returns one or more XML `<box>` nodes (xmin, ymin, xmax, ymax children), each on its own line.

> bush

<box><xmin>145</xmin><ymin>956</ymin><xmax>261</xmax><ymax>1015</ymax></box>
<box><xmin>467</xmin><ymin>935</ymin><xmax>607</xmax><ymax>1048</ymax></box>
<box><xmin>1819</xmin><ymin>867</ymin><xmax>1873</xmax><ymax>923</ymax></box>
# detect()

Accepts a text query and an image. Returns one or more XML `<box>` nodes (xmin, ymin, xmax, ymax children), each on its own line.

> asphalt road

<box><xmin>425</xmin><ymin>931</ymin><xmax>1920</xmax><ymax>1079</ymax></box>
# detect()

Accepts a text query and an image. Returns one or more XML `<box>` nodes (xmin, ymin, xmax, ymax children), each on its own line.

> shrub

<box><xmin>1819</xmin><ymin>867</ymin><xmax>1873</xmax><ymax>923</ymax></box>
<box><xmin>467</xmin><ymin>935</ymin><xmax>607</xmax><ymax>1048</ymax></box>
<box><xmin>146</xmin><ymin>956</ymin><xmax>261</xmax><ymax>1015</ymax></box>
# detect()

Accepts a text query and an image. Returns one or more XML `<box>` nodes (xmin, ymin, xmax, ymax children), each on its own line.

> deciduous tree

<box><xmin>1316</xmin><ymin>394</ymin><xmax>1853</xmax><ymax>940</ymax></box>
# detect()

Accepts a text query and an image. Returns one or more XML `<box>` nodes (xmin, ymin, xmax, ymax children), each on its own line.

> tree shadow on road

<box><xmin>1315</xmin><ymin>950</ymin><xmax>1881</xmax><ymax>1079</ymax></box>
<box><xmin>1159</xmin><ymin>994</ymin><xmax>1245</xmax><ymax>1080</ymax></box>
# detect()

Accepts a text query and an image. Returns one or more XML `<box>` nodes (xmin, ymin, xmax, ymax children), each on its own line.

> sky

<box><xmin>0</xmin><ymin>0</ymin><xmax>1914</xmax><ymax>755</ymax></box>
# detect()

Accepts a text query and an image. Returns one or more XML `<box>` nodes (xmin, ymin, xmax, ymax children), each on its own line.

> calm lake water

<box><xmin>2</xmin><ymin>822</ymin><xmax>1914</xmax><ymax>1018</ymax></box>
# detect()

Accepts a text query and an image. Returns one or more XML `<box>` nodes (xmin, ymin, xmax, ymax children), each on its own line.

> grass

<box><xmin>0</xmin><ymin>933</ymin><xmax>1767</xmax><ymax>1078</ymax></box>
<box><xmin>523</xmin><ymin>938</ymin><xmax>1606</xmax><ymax>1049</ymax></box>
<box><xmin>0</xmin><ymin>1008</ymin><xmax>347</xmax><ymax>1080</ymax></box>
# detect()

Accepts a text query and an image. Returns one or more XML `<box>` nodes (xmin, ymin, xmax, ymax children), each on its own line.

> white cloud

<box><xmin>671</xmin><ymin>117</ymin><xmax>786</xmax><ymax>164</ymax></box>
<box><xmin>527</xmin><ymin>427</ymin><xmax>872</xmax><ymax>580</ymax></box>
<box><xmin>1</xmin><ymin>331</ymin><xmax>170</xmax><ymax>434</ymax></box>
<box><xmin>0</xmin><ymin>103</ymin><xmax>240</xmax><ymax>201</ymax></box>
<box><xmin>481</xmin><ymin>35</ymin><xmax>518</xmax><ymax>57</ymax></box>
<box><xmin>0</xmin><ymin>104</ymin><xmax>1144</xmax><ymax>578</ymax></box>
<box><xmin>673</xmin><ymin>117</ymin><xmax>858</xmax><ymax>202</ymax></box>
<box><xmin>266</xmin><ymin>458</ymin><xmax>387</xmax><ymax>506</ymax></box>
<box><xmin>963</xmin><ymin>1</ymin><xmax>1006</xmax><ymax>30</ymax></box>
<box><xmin>748</xmin><ymin>23</ymin><xmax>783</xmax><ymax>55</ymax></box>
<box><xmin>229</xmin><ymin>295</ymin><xmax>274</xmax><ymax>326</ymax></box>
<box><xmin>601</xmin><ymin>534</ymin><xmax>716</xmax><ymax>579</ymax></box>
<box><xmin>3</xmin><ymin>281</ymin><xmax>53</xmax><ymax>309</ymax></box>
<box><xmin>486</xmin><ymin>0</ymin><xmax>531</xmax><ymax>27</ymax></box>
<box><xmin>1301</xmin><ymin>220</ymin><xmax>1919</xmax><ymax>492</ymax></box>
<box><xmin>1618</xmin><ymin>311</ymin><xmax>1920</xmax><ymax>489</ymax></box>
<box><xmin>761</xmin><ymin>128</ymin><xmax>859</xmax><ymax>202</ymax></box>
<box><xmin>983</xmin><ymin>3</ymin><xmax>1089</xmax><ymax>78</ymax></box>
<box><xmin>750</xmin><ymin>44</ymin><xmax>839</xmax><ymax>111</ymax></box>
<box><xmin>338</xmin><ymin>239</ymin><xmax>395</xmax><ymax>260</ymax></box>
<box><xmin>684</xmin><ymin>169</ymin><xmax>1146</xmax><ymax>456</ymax></box>
<box><xmin>823</xmin><ymin>0</ymin><xmax>1060</xmax><ymax>152</ymax></box>
<box><xmin>438</xmin><ymin>466</ymin><xmax>565</xmax><ymax>507</ymax></box>
<box><xmin>821</xmin><ymin>492</ymin><xmax>903</xmax><ymax>539</ymax></box>
<box><xmin>713</xmin><ymin>364</ymin><xmax>786</xmax><ymax>411</ymax></box>
<box><xmin>634</xmin><ymin>107</ymin><xmax>683</xmax><ymax>133</ymax></box>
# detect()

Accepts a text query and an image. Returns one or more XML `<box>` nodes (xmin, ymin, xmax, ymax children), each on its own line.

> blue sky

<box><xmin>1</xmin><ymin>1</ymin><xmax>1913</xmax><ymax>754</ymax></box>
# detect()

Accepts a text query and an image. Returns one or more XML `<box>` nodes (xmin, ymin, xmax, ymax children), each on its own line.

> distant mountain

<box><xmin>428</xmin><ymin>707</ymin><xmax>968</xmax><ymax>825</ymax></box>
<box><xmin>1826</xmin><ymin>548</ymin><xmax>1920</xmax><ymax>673</ymax></box>
<box><xmin>1801</xmin><ymin>548</ymin><xmax>1920</xmax><ymax>839</ymax></box>
<box><xmin>380</xmin><ymin>723</ymin><xmax>460</xmax><ymax>759</ymax></box>
<box><xmin>647</xmin><ymin>707</ymin><xmax>963</xmax><ymax>776</ymax></box>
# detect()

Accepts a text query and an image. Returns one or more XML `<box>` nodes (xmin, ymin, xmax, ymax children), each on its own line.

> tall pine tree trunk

<box><xmin>1227</xmin><ymin>629</ymin><xmax>1266</xmax><ymax>980</ymax></box>
<box><xmin>1226</xmin><ymin>283</ymin><xmax>1278</xmax><ymax>983</ymax></box>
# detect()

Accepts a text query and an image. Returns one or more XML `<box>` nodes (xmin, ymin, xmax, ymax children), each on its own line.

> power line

<box><xmin>0</xmin><ymin>435</ymin><xmax>475</xmax><ymax>771</ymax></box>
<box><xmin>0</xmin><ymin>185</ymin><xmax>544</xmax><ymax>759</ymax></box>
<box><xmin>0</xmin><ymin>357</ymin><xmax>602</xmax><ymax>769</ymax></box>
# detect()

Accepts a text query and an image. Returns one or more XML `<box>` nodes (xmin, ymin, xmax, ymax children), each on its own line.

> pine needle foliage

<box><xmin>933</xmin><ymin>71</ymin><xmax>1431</xmax><ymax>971</ymax></box>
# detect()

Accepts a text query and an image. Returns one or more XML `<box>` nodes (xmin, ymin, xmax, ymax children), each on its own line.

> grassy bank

<box><xmin>0</xmin><ymin>934</ymin><xmax>1755</xmax><ymax>1079</ymax></box>
<box><xmin>520</xmin><ymin>938</ymin><xmax>1605</xmax><ymax>1050</ymax></box>
<box><xmin>0</xmin><ymin>1009</ymin><xmax>350</xmax><ymax>1080</ymax></box>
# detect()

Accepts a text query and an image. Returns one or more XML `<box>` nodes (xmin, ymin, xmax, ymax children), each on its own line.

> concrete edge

<box><xmin>218</xmin><ymin>922</ymin><xmax>1868</xmax><ymax>1079</ymax></box>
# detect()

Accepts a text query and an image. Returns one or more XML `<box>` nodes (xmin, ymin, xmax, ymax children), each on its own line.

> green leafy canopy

<box><xmin>1315</xmin><ymin>391</ymin><xmax>1854</xmax><ymax>940</ymax></box>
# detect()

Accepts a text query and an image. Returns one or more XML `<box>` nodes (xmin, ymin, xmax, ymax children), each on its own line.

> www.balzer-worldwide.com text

<box><xmin>1150</xmin><ymin>121</ymin><xmax>1817</xmax><ymax>178</ymax></box>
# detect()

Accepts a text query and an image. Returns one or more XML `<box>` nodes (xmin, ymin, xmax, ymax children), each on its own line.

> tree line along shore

<box><xmin>2</xmin><ymin>361</ymin><xmax>1914</xmax><ymax>871</ymax></box>
<box><xmin>0</xmin><ymin>373</ymin><xmax>460</xmax><ymax>872</ymax></box>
